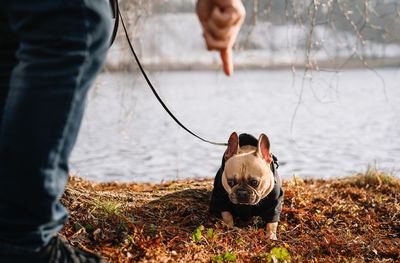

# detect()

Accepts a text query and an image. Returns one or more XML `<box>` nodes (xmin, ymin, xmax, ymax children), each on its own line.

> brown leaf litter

<box><xmin>61</xmin><ymin>168</ymin><xmax>400</xmax><ymax>262</ymax></box>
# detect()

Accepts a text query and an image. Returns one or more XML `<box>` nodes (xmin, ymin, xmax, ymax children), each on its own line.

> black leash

<box><xmin>109</xmin><ymin>1</ymin><xmax>228</xmax><ymax>147</ymax></box>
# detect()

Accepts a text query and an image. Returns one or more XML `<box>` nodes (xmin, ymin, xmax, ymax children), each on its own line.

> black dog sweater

<box><xmin>209</xmin><ymin>133</ymin><xmax>284</xmax><ymax>223</ymax></box>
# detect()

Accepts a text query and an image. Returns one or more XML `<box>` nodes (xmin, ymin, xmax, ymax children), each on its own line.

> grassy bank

<box><xmin>61</xmin><ymin>168</ymin><xmax>400</xmax><ymax>262</ymax></box>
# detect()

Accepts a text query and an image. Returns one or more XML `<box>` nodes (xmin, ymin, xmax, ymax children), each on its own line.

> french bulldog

<box><xmin>209</xmin><ymin>132</ymin><xmax>284</xmax><ymax>240</ymax></box>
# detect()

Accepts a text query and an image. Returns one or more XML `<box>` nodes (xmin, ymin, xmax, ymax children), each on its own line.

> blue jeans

<box><xmin>0</xmin><ymin>0</ymin><xmax>112</xmax><ymax>255</ymax></box>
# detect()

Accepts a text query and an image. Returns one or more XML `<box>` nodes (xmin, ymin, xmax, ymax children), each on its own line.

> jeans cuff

<box><xmin>0</xmin><ymin>238</ymin><xmax>46</xmax><ymax>255</ymax></box>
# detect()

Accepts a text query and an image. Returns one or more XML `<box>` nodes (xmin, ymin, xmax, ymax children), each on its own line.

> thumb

<box><xmin>214</xmin><ymin>0</ymin><xmax>234</xmax><ymax>8</ymax></box>
<box><xmin>220</xmin><ymin>48</ymin><xmax>233</xmax><ymax>76</ymax></box>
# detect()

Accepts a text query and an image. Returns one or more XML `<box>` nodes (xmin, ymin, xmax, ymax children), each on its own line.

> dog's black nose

<box><xmin>236</xmin><ymin>188</ymin><xmax>249</xmax><ymax>201</ymax></box>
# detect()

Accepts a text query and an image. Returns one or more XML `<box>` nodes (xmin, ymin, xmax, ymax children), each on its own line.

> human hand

<box><xmin>196</xmin><ymin>0</ymin><xmax>245</xmax><ymax>76</ymax></box>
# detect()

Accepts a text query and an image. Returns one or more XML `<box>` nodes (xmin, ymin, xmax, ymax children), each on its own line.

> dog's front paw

<box><xmin>266</xmin><ymin>231</ymin><xmax>277</xmax><ymax>240</ymax></box>
<box><xmin>221</xmin><ymin>211</ymin><xmax>234</xmax><ymax>227</ymax></box>
<box><xmin>266</xmin><ymin>222</ymin><xmax>278</xmax><ymax>240</ymax></box>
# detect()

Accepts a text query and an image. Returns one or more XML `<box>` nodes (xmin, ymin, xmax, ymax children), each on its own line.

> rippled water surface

<box><xmin>70</xmin><ymin>69</ymin><xmax>400</xmax><ymax>183</ymax></box>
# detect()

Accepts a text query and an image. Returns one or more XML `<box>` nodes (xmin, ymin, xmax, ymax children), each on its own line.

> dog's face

<box><xmin>221</xmin><ymin>132</ymin><xmax>275</xmax><ymax>205</ymax></box>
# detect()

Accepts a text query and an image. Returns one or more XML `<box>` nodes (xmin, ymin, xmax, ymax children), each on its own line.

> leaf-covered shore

<box><xmin>61</xmin><ymin>168</ymin><xmax>400</xmax><ymax>262</ymax></box>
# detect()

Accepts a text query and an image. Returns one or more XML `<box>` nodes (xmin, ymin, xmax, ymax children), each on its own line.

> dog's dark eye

<box><xmin>227</xmin><ymin>179</ymin><xmax>235</xmax><ymax>187</ymax></box>
<box><xmin>250</xmin><ymin>180</ymin><xmax>259</xmax><ymax>188</ymax></box>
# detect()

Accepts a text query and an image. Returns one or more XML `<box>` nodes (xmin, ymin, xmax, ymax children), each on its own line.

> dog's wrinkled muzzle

<box><xmin>236</xmin><ymin>187</ymin><xmax>250</xmax><ymax>203</ymax></box>
<box><xmin>231</xmin><ymin>187</ymin><xmax>259</xmax><ymax>205</ymax></box>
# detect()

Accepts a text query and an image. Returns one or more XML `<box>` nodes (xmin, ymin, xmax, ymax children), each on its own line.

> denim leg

<box><xmin>0</xmin><ymin>0</ymin><xmax>112</xmax><ymax>253</ymax></box>
<box><xmin>0</xmin><ymin>13</ymin><xmax>18</xmax><ymax>121</ymax></box>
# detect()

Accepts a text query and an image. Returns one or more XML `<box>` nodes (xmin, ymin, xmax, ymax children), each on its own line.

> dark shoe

<box><xmin>2</xmin><ymin>235</ymin><xmax>106</xmax><ymax>263</ymax></box>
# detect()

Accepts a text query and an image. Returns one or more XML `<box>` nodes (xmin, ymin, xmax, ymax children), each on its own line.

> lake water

<box><xmin>69</xmin><ymin>68</ymin><xmax>400</xmax><ymax>183</ymax></box>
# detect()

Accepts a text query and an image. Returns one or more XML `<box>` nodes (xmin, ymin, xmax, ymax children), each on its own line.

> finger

<box><xmin>207</xmin><ymin>18</ymin><xmax>235</xmax><ymax>39</ymax></box>
<box><xmin>210</xmin><ymin>6</ymin><xmax>242</xmax><ymax>28</ymax></box>
<box><xmin>203</xmin><ymin>30</ymin><xmax>232</xmax><ymax>50</ymax></box>
<box><xmin>214</xmin><ymin>0</ymin><xmax>238</xmax><ymax>8</ymax></box>
<box><xmin>196</xmin><ymin>0</ymin><xmax>213</xmax><ymax>23</ymax></box>
<box><xmin>220</xmin><ymin>48</ymin><xmax>233</xmax><ymax>76</ymax></box>
<box><xmin>203</xmin><ymin>31</ymin><xmax>214</xmax><ymax>50</ymax></box>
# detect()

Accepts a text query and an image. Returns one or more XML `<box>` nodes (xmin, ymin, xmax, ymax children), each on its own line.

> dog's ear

<box><xmin>224</xmin><ymin>132</ymin><xmax>239</xmax><ymax>161</ymax></box>
<box><xmin>257</xmin><ymin>133</ymin><xmax>272</xmax><ymax>164</ymax></box>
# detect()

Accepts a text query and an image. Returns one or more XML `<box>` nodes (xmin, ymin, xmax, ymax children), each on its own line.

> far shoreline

<box><xmin>103</xmin><ymin>56</ymin><xmax>400</xmax><ymax>73</ymax></box>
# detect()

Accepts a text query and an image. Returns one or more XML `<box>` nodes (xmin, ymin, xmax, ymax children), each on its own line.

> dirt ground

<box><xmin>61</xmin><ymin>168</ymin><xmax>400</xmax><ymax>262</ymax></box>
